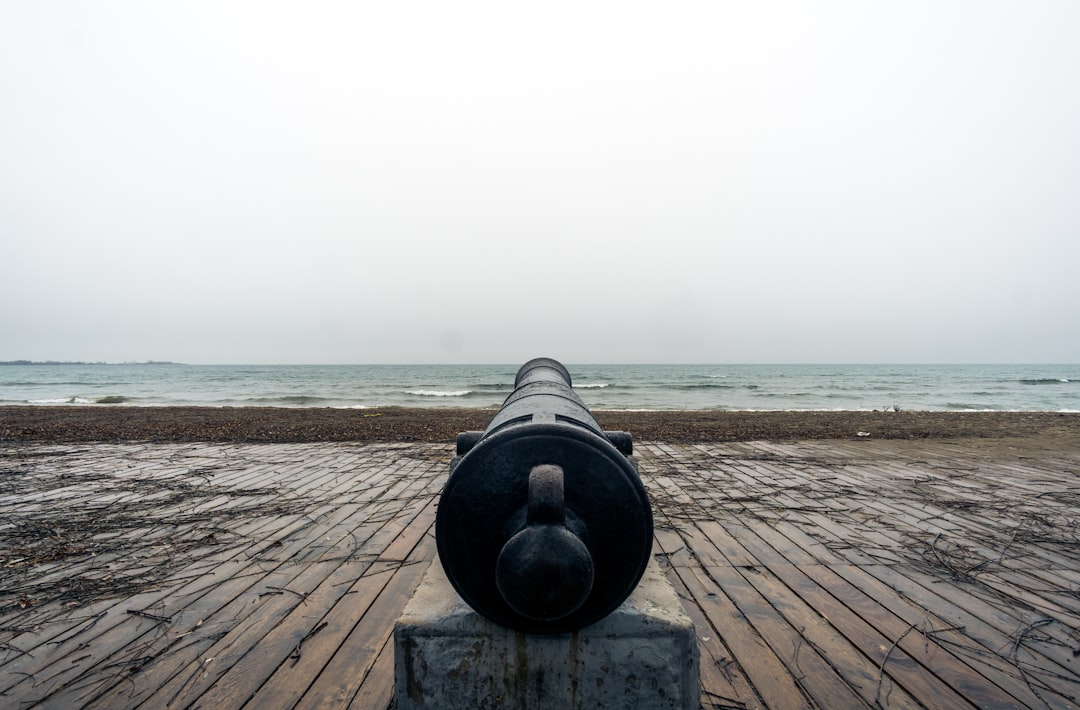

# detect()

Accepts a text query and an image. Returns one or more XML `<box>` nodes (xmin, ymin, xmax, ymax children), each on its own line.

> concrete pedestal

<box><xmin>394</xmin><ymin>556</ymin><xmax>699</xmax><ymax>709</ymax></box>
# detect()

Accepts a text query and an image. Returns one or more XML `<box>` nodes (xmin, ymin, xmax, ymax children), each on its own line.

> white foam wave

<box><xmin>573</xmin><ymin>383</ymin><xmax>609</xmax><ymax>389</ymax></box>
<box><xmin>28</xmin><ymin>397</ymin><xmax>93</xmax><ymax>404</ymax></box>
<box><xmin>405</xmin><ymin>390</ymin><xmax>472</xmax><ymax>397</ymax></box>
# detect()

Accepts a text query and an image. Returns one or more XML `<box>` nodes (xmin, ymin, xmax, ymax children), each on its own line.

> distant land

<box><xmin>0</xmin><ymin>360</ymin><xmax>181</xmax><ymax>366</ymax></box>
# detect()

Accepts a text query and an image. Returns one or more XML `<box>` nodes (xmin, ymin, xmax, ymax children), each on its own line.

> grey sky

<box><xmin>2</xmin><ymin>2</ymin><xmax>1078</xmax><ymax>364</ymax></box>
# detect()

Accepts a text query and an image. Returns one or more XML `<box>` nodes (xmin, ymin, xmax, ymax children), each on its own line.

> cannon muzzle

<box><xmin>435</xmin><ymin>358</ymin><xmax>654</xmax><ymax>633</ymax></box>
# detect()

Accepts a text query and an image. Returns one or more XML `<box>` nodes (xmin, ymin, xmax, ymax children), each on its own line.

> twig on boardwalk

<box><xmin>289</xmin><ymin>621</ymin><xmax>328</xmax><ymax>666</ymax></box>
<box><xmin>874</xmin><ymin>622</ymin><xmax>917</xmax><ymax>708</ymax></box>
<box><xmin>928</xmin><ymin>533</ymin><xmax>956</xmax><ymax>577</ymax></box>
<box><xmin>0</xmin><ymin>453</ymin><xmax>311</xmax><ymax>631</ymax></box>
<box><xmin>47</xmin><ymin>610</ymin><xmax>108</xmax><ymax>645</ymax></box>
<box><xmin>0</xmin><ymin>640</ymin><xmax>33</xmax><ymax>659</ymax></box>
<box><xmin>791</xmin><ymin>633</ymin><xmax>807</xmax><ymax>680</ymax></box>
<box><xmin>923</xmin><ymin>623</ymin><xmax>965</xmax><ymax>637</ymax></box>
<box><xmin>1011</xmin><ymin>619</ymin><xmax>1055</xmax><ymax>660</ymax></box>
<box><xmin>127</xmin><ymin>609</ymin><xmax>173</xmax><ymax>623</ymax></box>
<box><xmin>701</xmin><ymin>688</ymin><xmax>748</xmax><ymax>709</ymax></box>
<box><xmin>1010</xmin><ymin>618</ymin><xmax>1056</xmax><ymax>710</ymax></box>
<box><xmin>266</xmin><ymin>586</ymin><xmax>308</xmax><ymax>603</ymax></box>
<box><xmin>7</xmin><ymin>670</ymin><xmax>37</xmax><ymax>686</ymax></box>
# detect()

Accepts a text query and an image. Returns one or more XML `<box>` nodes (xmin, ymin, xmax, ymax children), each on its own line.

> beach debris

<box><xmin>857</xmin><ymin>431</ymin><xmax>871</xmax><ymax>437</ymax></box>
<box><xmin>289</xmin><ymin>621</ymin><xmax>328</xmax><ymax>666</ymax></box>
<box><xmin>127</xmin><ymin>608</ymin><xmax>173</xmax><ymax>624</ymax></box>
<box><xmin>0</xmin><ymin>446</ymin><xmax>313</xmax><ymax>631</ymax></box>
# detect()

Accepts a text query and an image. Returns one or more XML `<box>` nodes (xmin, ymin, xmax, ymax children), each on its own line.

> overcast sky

<box><xmin>2</xmin><ymin>2</ymin><xmax>1078</xmax><ymax>364</ymax></box>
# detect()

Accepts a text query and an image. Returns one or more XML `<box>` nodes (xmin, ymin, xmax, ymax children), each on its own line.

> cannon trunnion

<box><xmin>435</xmin><ymin>358</ymin><xmax>654</xmax><ymax>634</ymax></box>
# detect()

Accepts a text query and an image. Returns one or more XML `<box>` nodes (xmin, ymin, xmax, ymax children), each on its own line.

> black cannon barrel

<box><xmin>435</xmin><ymin>357</ymin><xmax>654</xmax><ymax>634</ymax></box>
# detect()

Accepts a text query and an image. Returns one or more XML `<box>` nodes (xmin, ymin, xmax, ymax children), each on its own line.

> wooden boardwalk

<box><xmin>1</xmin><ymin>438</ymin><xmax>1077</xmax><ymax>708</ymax></box>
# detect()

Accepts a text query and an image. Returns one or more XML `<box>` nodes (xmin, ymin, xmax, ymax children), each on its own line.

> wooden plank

<box><xmin>0</xmin><ymin>443</ymin><xmax>447</xmax><ymax>707</ymax></box>
<box><xmin>774</xmin><ymin>493</ymin><xmax>1080</xmax><ymax>653</ymax></box>
<box><xmin>673</xmin><ymin>565</ymin><xmax>811</xmax><ymax>710</ymax></box>
<box><xmin>4</xmin><ymin>437</ymin><xmax>1079</xmax><ymax>709</ymax></box>
<box><xmin>122</xmin><ymin>463</ymin><xmax>440</xmax><ymax>708</ymax></box>
<box><xmin>652</xmin><ymin>526</ymin><xmax>763</xmax><ymax>709</ymax></box>
<box><xmin>345</xmin><ymin>632</ymin><xmax>395</xmax><ymax>710</ymax></box>
<box><xmin>635</xmin><ymin>443</ymin><xmax>989</xmax><ymax>708</ymax></box>
<box><xmin>852</xmin><ymin>483</ymin><xmax>1077</xmax><ymax>572</ymax></box>
<box><xmin>666</xmin><ymin>568</ymin><xmax>761</xmax><ymax>709</ymax></box>
<box><xmin>702</xmin><ymin>563</ymin><xmax>874</xmax><ymax>708</ymax></box>
<box><xmin>781</xmin><ymin>503</ymin><xmax>1080</xmax><ymax>664</ymax></box>
<box><xmin>693</xmin><ymin>522</ymin><xmax>921</xmax><ymax>709</ymax></box>
<box><xmin>853</xmin><ymin>564</ymin><xmax>1080</xmax><ymax>710</ymax></box>
<box><xmin>751</xmin><ymin>519</ymin><xmax>1066</xmax><ymax>709</ymax></box>
<box><xmin>235</xmin><ymin>500</ymin><xmax>438</xmax><ymax>709</ymax></box>
<box><xmin>0</xmin><ymin>509</ymin><xmax>318</xmax><ymax>700</ymax></box>
<box><xmin>731</xmin><ymin>523</ymin><xmax>982</xmax><ymax>708</ymax></box>
<box><xmin>728</xmin><ymin>448</ymin><xmax>1080</xmax><ymax>642</ymax></box>
<box><xmin>293</xmin><ymin>537</ymin><xmax>437</xmax><ymax>709</ymax></box>
<box><xmin>0</xmin><ymin>443</ymin><xmax>353</xmax><ymax>606</ymax></box>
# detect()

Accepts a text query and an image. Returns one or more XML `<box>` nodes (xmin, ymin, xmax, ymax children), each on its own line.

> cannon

<box><xmin>435</xmin><ymin>358</ymin><xmax>654</xmax><ymax>634</ymax></box>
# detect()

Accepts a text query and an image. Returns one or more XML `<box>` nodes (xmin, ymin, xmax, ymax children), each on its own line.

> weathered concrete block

<box><xmin>394</xmin><ymin>555</ymin><xmax>698</xmax><ymax>709</ymax></box>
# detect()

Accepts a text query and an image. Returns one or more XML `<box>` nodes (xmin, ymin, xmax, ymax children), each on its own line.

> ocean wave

<box><xmin>241</xmin><ymin>395</ymin><xmax>337</xmax><ymax>406</ymax></box>
<box><xmin>595</xmin><ymin>407</ymin><xmax>664</xmax><ymax>412</ymax></box>
<box><xmin>27</xmin><ymin>397</ymin><xmax>94</xmax><ymax>404</ymax></box>
<box><xmin>13</xmin><ymin>381</ymin><xmax>129</xmax><ymax>387</ymax></box>
<box><xmin>942</xmin><ymin>402</ymin><xmax>1007</xmax><ymax>411</ymax></box>
<box><xmin>8</xmin><ymin>364</ymin><xmax>1077</xmax><ymax>411</ymax></box>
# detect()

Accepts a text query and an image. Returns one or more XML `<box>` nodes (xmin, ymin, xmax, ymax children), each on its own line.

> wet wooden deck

<box><xmin>1</xmin><ymin>438</ymin><xmax>1077</xmax><ymax>708</ymax></box>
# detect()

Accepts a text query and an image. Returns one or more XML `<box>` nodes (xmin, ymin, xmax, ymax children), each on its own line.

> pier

<box><xmin>1</xmin><ymin>437</ymin><xmax>1078</xmax><ymax>708</ymax></box>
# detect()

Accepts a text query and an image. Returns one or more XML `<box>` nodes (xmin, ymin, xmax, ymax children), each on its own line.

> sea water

<box><xmin>1</xmin><ymin>363</ymin><xmax>1078</xmax><ymax>412</ymax></box>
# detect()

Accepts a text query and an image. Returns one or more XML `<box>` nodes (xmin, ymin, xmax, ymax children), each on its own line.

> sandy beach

<box><xmin>1</xmin><ymin>404</ymin><xmax>1078</xmax><ymax>444</ymax></box>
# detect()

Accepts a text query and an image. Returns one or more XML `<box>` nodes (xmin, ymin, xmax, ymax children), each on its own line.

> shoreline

<box><xmin>3</xmin><ymin>405</ymin><xmax>1079</xmax><ymax>444</ymax></box>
